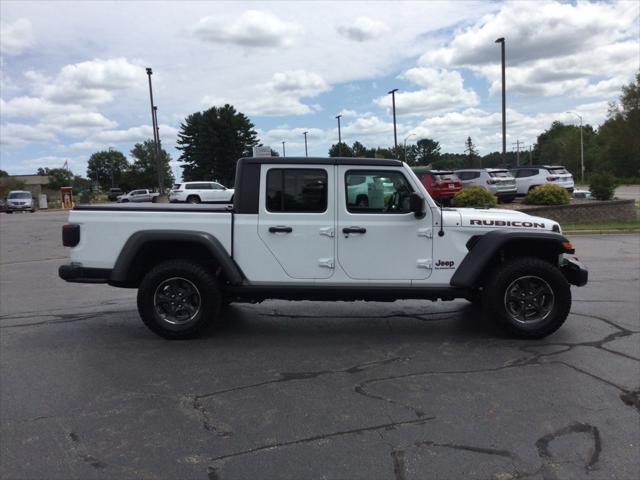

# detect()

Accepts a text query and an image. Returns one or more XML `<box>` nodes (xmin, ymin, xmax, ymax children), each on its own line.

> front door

<box><xmin>258</xmin><ymin>165</ymin><xmax>335</xmax><ymax>279</ymax></box>
<box><xmin>337</xmin><ymin>166</ymin><xmax>433</xmax><ymax>281</ymax></box>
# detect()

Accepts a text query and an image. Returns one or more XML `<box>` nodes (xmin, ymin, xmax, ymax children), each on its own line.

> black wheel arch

<box><xmin>109</xmin><ymin>230</ymin><xmax>244</xmax><ymax>287</ymax></box>
<box><xmin>451</xmin><ymin>230</ymin><xmax>571</xmax><ymax>289</ymax></box>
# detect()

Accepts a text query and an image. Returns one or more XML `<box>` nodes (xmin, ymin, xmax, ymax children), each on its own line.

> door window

<box><xmin>266</xmin><ymin>169</ymin><xmax>327</xmax><ymax>213</ymax></box>
<box><xmin>345</xmin><ymin>170</ymin><xmax>414</xmax><ymax>213</ymax></box>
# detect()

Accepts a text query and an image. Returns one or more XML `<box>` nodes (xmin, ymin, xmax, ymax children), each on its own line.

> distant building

<box><xmin>0</xmin><ymin>175</ymin><xmax>50</xmax><ymax>196</ymax></box>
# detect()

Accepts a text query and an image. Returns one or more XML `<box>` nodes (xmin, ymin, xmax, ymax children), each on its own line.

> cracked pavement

<box><xmin>1</xmin><ymin>212</ymin><xmax>639</xmax><ymax>480</ymax></box>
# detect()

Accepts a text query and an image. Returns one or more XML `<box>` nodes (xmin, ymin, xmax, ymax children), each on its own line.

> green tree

<box><xmin>351</xmin><ymin>141</ymin><xmax>368</xmax><ymax>157</ymax></box>
<box><xmin>87</xmin><ymin>149</ymin><xmax>130</xmax><ymax>190</ymax></box>
<box><xmin>36</xmin><ymin>167</ymin><xmax>74</xmax><ymax>190</ymax></box>
<box><xmin>464</xmin><ymin>137</ymin><xmax>479</xmax><ymax>167</ymax></box>
<box><xmin>414</xmin><ymin>138</ymin><xmax>441</xmax><ymax>166</ymax></box>
<box><xmin>177</xmin><ymin>104</ymin><xmax>259</xmax><ymax>186</ymax></box>
<box><xmin>328</xmin><ymin>142</ymin><xmax>353</xmax><ymax>157</ymax></box>
<box><xmin>129</xmin><ymin>140</ymin><xmax>175</xmax><ymax>189</ymax></box>
<box><xmin>596</xmin><ymin>71</ymin><xmax>640</xmax><ymax>178</ymax></box>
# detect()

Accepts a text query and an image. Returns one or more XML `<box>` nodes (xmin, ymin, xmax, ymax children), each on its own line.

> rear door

<box><xmin>257</xmin><ymin>165</ymin><xmax>335</xmax><ymax>279</ymax></box>
<box><xmin>337</xmin><ymin>166</ymin><xmax>432</xmax><ymax>281</ymax></box>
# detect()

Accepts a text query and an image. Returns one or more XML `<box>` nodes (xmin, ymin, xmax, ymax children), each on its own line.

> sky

<box><xmin>1</xmin><ymin>0</ymin><xmax>638</xmax><ymax>182</ymax></box>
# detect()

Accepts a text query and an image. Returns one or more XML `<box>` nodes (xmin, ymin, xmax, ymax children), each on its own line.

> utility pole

<box><xmin>388</xmin><ymin>88</ymin><xmax>399</xmax><ymax>154</ymax></box>
<box><xmin>335</xmin><ymin>115</ymin><xmax>342</xmax><ymax>156</ymax></box>
<box><xmin>145</xmin><ymin>68</ymin><xmax>164</xmax><ymax>194</ymax></box>
<box><xmin>303</xmin><ymin>131</ymin><xmax>308</xmax><ymax>157</ymax></box>
<box><xmin>512</xmin><ymin>139</ymin><xmax>523</xmax><ymax>166</ymax></box>
<box><xmin>567</xmin><ymin>111</ymin><xmax>584</xmax><ymax>182</ymax></box>
<box><xmin>495</xmin><ymin>38</ymin><xmax>506</xmax><ymax>163</ymax></box>
<box><xmin>282</xmin><ymin>141</ymin><xmax>286</xmax><ymax>157</ymax></box>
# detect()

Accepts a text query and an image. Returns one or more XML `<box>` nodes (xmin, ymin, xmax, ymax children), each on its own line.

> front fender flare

<box><xmin>450</xmin><ymin>230</ymin><xmax>570</xmax><ymax>288</ymax></box>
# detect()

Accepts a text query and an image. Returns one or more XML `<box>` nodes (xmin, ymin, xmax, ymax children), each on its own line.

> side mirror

<box><xmin>410</xmin><ymin>192</ymin><xmax>425</xmax><ymax>218</ymax></box>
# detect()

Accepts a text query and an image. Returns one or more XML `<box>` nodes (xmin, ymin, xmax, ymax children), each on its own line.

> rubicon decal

<box><xmin>470</xmin><ymin>219</ymin><xmax>546</xmax><ymax>228</ymax></box>
<box><xmin>435</xmin><ymin>259</ymin><xmax>455</xmax><ymax>269</ymax></box>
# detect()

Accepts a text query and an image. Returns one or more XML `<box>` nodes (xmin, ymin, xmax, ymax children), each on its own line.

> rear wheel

<box><xmin>187</xmin><ymin>195</ymin><xmax>201</xmax><ymax>204</ymax></box>
<box><xmin>482</xmin><ymin>257</ymin><xmax>571</xmax><ymax>339</ymax></box>
<box><xmin>137</xmin><ymin>259</ymin><xmax>221</xmax><ymax>339</ymax></box>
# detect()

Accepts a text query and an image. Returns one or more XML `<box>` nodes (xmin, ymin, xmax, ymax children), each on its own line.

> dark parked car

<box><xmin>108</xmin><ymin>188</ymin><xmax>123</xmax><ymax>201</ymax></box>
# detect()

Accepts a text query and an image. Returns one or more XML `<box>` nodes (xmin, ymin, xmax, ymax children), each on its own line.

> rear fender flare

<box><xmin>110</xmin><ymin>230</ymin><xmax>243</xmax><ymax>285</ymax></box>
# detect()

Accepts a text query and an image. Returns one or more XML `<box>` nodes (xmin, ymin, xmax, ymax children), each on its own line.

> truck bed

<box><xmin>68</xmin><ymin>204</ymin><xmax>234</xmax><ymax>269</ymax></box>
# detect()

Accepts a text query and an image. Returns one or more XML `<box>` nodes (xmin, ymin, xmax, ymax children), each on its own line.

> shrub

<box><xmin>451</xmin><ymin>186</ymin><xmax>498</xmax><ymax>208</ymax></box>
<box><xmin>589</xmin><ymin>173</ymin><xmax>618</xmax><ymax>201</ymax></box>
<box><xmin>523</xmin><ymin>184</ymin><xmax>570</xmax><ymax>205</ymax></box>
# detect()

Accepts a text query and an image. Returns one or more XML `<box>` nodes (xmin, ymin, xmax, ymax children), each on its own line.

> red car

<box><xmin>412</xmin><ymin>168</ymin><xmax>462</xmax><ymax>205</ymax></box>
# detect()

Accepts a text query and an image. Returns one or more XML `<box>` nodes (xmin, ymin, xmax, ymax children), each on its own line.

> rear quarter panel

<box><xmin>67</xmin><ymin>210</ymin><xmax>232</xmax><ymax>269</ymax></box>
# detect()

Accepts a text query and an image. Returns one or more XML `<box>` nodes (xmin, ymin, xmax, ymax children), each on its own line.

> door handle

<box><xmin>342</xmin><ymin>226</ymin><xmax>366</xmax><ymax>234</ymax></box>
<box><xmin>269</xmin><ymin>226</ymin><xmax>293</xmax><ymax>233</ymax></box>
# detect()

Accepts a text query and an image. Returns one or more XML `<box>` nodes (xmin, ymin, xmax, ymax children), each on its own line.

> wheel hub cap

<box><xmin>153</xmin><ymin>277</ymin><xmax>201</xmax><ymax>325</ymax></box>
<box><xmin>504</xmin><ymin>275</ymin><xmax>554</xmax><ymax>325</ymax></box>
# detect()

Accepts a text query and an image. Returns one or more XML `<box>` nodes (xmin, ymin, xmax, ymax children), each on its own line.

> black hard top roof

<box><xmin>239</xmin><ymin>156</ymin><xmax>402</xmax><ymax>167</ymax></box>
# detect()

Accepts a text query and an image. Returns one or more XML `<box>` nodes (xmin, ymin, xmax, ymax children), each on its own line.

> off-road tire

<box><xmin>137</xmin><ymin>259</ymin><xmax>221</xmax><ymax>339</ymax></box>
<box><xmin>482</xmin><ymin>257</ymin><xmax>571</xmax><ymax>339</ymax></box>
<box><xmin>187</xmin><ymin>196</ymin><xmax>201</xmax><ymax>204</ymax></box>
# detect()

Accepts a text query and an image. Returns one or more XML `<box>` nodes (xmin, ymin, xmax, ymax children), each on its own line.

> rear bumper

<box><xmin>59</xmin><ymin>264</ymin><xmax>112</xmax><ymax>283</ymax></box>
<box><xmin>560</xmin><ymin>257</ymin><xmax>588</xmax><ymax>287</ymax></box>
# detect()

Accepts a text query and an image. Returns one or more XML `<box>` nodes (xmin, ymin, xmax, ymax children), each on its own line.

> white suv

<box><xmin>455</xmin><ymin>169</ymin><xmax>517</xmax><ymax>203</ymax></box>
<box><xmin>169</xmin><ymin>181</ymin><xmax>234</xmax><ymax>204</ymax></box>
<box><xmin>510</xmin><ymin>165</ymin><xmax>575</xmax><ymax>196</ymax></box>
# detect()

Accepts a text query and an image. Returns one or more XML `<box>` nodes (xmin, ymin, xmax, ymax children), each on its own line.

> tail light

<box><xmin>547</xmin><ymin>176</ymin><xmax>559</xmax><ymax>181</ymax></box>
<box><xmin>62</xmin><ymin>224</ymin><xmax>80</xmax><ymax>247</ymax></box>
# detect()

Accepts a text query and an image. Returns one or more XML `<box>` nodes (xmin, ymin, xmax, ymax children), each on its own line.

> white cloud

<box><xmin>0</xmin><ymin>123</ymin><xmax>56</xmax><ymax>145</ymax></box>
<box><xmin>193</xmin><ymin>10</ymin><xmax>302</xmax><ymax>48</ymax></box>
<box><xmin>375</xmin><ymin>68</ymin><xmax>479</xmax><ymax>115</ymax></box>
<box><xmin>37</xmin><ymin>58</ymin><xmax>143</xmax><ymax>104</ymax></box>
<box><xmin>203</xmin><ymin>69</ymin><xmax>330</xmax><ymax>116</ymax></box>
<box><xmin>92</xmin><ymin>124</ymin><xmax>178</xmax><ymax>145</ymax></box>
<box><xmin>421</xmin><ymin>1</ymin><xmax>639</xmax><ymax>99</ymax></box>
<box><xmin>0</xmin><ymin>19</ymin><xmax>35</xmax><ymax>55</ymax></box>
<box><xmin>337</xmin><ymin>17</ymin><xmax>388</xmax><ymax>42</ymax></box>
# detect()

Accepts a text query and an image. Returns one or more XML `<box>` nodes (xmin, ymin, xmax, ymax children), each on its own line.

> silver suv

<box><xmin>5</xmin><ymin>190</ymin><xmax>35</xmax><ymax>213</ymax></box>
<box><xmin>510</xmin><ymin>165</ymin><xmax>575</xmax><ymax>195</ymax></box>
<box><xmin>454</xmin><ymin>169</ymin><xmax>517</xmax><ymax>203</ymax></box>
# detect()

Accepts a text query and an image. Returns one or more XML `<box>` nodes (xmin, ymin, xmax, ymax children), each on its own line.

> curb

<box><xmin>564</xmin><ymin>229</ymin><xmax>640</xmax><ymax>235</ymax></box>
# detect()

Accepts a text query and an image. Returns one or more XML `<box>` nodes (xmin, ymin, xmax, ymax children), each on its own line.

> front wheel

<box><xmin>482</xmin><ymin>257</ymin><xmax>571</xmax><ymax>339</ymax></box>
<box><xmin>137</xmin><ymin>259</ymin><xmax>221</xmax><ymax>339</ymax></box>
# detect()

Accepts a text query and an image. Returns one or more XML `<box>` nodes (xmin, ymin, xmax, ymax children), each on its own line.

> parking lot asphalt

<box><xmin>1</xmin><ymin>211</ymin><xmax>639</xmax><ymax>480</ymax></box>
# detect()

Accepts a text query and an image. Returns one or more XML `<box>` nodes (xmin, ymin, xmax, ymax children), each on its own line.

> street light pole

<box><xmin>567</xmin><ymin>111</ymin><xmax>584</xmax><ymax>183</ymax></box>
<box><xmin>403</xmin><ymin>133</ymin><xmax>416</xmax><ymax>163</ymax></box>
<box><xmin>282</xmin><ymin>141</ymin><xmax>286</xmax><ymax>157</ymax></box>
<box><xmin>145</xmin><ymin>67</ymin><xmax>164</xmax><ymax>194</ymax></box>
<box><xmin>335</xmin><ymin>115</ymin><xmax>342</xmax><ymax>156</ymax></box>
<box><xmin>303</xmin><ymin>131</ymin><xmax>308</xmax><ymax>157</ymax></box>
<box><xmin>388</xmin><ymin>88</ymin><xmax>399</xmax><ymax>154</ymax></box>
<box><xmin>495</xmin><ymin>38</ymin><xmax>506</xmax><ymax>163</ymax></box>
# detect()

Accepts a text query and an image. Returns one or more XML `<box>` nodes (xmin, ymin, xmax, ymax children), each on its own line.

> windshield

<box><xmin>488</xmin><ymin>171</ymin><xmax>512</xmax><ymax>178</ymax></box>
<box><xmin>8</xmin><ymin>192</ymin><xmax>31</xmax><ymax>199</ymax></box>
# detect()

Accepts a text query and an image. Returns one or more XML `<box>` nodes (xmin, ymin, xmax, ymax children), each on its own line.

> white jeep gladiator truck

<box><xmin>59</xmin><ymin>157</ymin><xmax>587</xmax><ymax>339</ymax></box>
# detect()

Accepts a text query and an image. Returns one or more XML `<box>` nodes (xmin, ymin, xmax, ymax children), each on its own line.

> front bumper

<box><xmin>59</xmin><ymin>264</ymin><xmax>112</xmax><ymax>283</ymax></box>
<box><xmin>7</xmin><ymin>204</ymin><xmax>32</xmax><ymax>211</ymax></box>
<box><xmin>560</xmin><ymin>257</ymin><xmax>588</xmax><ymax>286</ymax></box>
